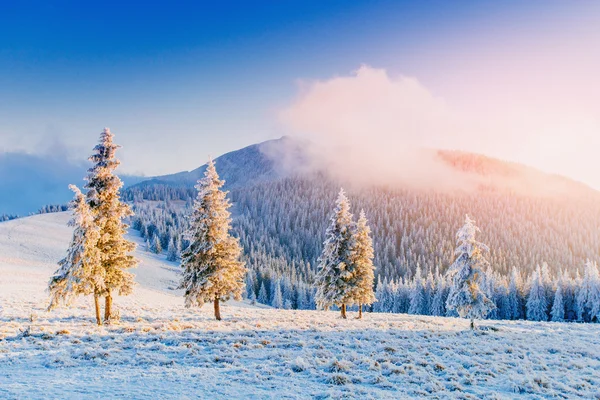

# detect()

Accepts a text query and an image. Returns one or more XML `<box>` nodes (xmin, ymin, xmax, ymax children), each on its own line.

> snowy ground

<box><xmin>1</xmin><ymin>213</ymin><xmax>600</xmax><ymax>399</ymax></box>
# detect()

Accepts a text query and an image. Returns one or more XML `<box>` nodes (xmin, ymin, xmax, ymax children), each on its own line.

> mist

<box><xmin>278</xmin><ymin>66</ymin><xmax>600</xmax><ymax>193</ymax></box>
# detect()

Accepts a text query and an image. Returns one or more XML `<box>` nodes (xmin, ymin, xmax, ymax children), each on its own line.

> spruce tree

<box><xmin>48</xmin><ymin>185</ymin><xmax>104</xmax><ymax>325</ymax></box>
<box><xmin>526</xmin><ymin>267</ymin><xmax>548</xmax><ymax>321</ymax></box>
<box><xmin>152</xmin><ymin>234</ymin><xmax>163</xmax><ymax>254</ymax></box>
<box><xmin>85</xmin><ymin>128</ymin><xmax>138</xmax><ymax>323</ymax></box>
<box><xmin>551</xmin><ymin>279</ymin><xmax>565</xmax><ymax>322</ymax></box>
<box><xmin>258</xmin><ymin>282</ymin><xmax>269</xmax><ymax>305</ymax></box>
<box><xmin>271</xmin><ymin>281</ymin><xmax>283</xmax><ymax>309</ymax></box>
<box><xmin>349</xmin><ymin>210</ymin><xmax>376</xmax><ymax>318</ymax></box>
<box><xmin>179</xmin><ymin>159</ymin><xmax>246</xmax><ymax>320</ymax></box>
<box><xmin>430</xmin><ymin>275</ymin><xmax>446</xmax><ymax>316</ymax></box>
<box><xmin>579</xmin><ymin>260</ymin><xmax>600</xmax><ymax>322</ymax></box>
<box><xmin>408</xmin><ymin>268</ymin><xmax>426</xmax><ymax>315</ymax></box>
<box><xmin>315</xmin><ymin>189</ymin><xmax>356</xmax><ymax>318</ymax></box>
<box><xmin>507</xmin><ymin>266</ymin><xmax>523</xmax><ymax>320</ymax></box>
<box><xmin>166</xmin><ymin>238</ymin><xmax>178</xmax><ymax>262</ymax></box>
<box><xmin>446</xmin><ymin>215</ymin><xmax>495</xmax><ymax>329</ymax></box>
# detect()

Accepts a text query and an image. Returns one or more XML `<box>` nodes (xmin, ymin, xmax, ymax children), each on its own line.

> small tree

<box><xmin>48</xmin><ymin>185</ymin><xmax>104</xmax><ymax>325</ymax></box>
<box><xmin>315</xmin><ymin>189</ymin><xmax>356</xmax><ymax>318</ymax></box>
<box><xmin>166</xmin><ymin>237</ymin><xmax>178</xmax><ymax>262</ymax></box>
<box><xmin>579</xmin><ymin>260</ymin><xmax>600</xmax><ymax>322</ymax></box>
<box><xmin>257</xmin><ymin>282</ymin><xmax>269</xmax><ymax>305</ymax></box>
<box><xmin>551</xmin><ymin>279</ymin><xmax>565</xmax><ymax>322</ymax></box>
<box><xmin>271</xmin><ymin>281</ymin><xmax>283</xmax><ymax>309</ymax></box>
<box><xmin>179</xmin><ymin>159</ymin><xmax>246</xmax><ymax>320</ymax></box>
<box><xmin>349</xmin><ymin>210</ymin><xmax>376</xmax><ymax>318</ymax></box>
<box><xmin>507</xmin><ymin>266</ymin><xmax>523</xmax><ymax>320</ymax></box>
<box><xmin>152</xmin><ymin>234</ymin><xmax>163</xmax><ymax>254</ymax></box>
<box><xmin>409</xmin><ymin>267</ymin><xmax>426</xmax><ymax>315</ymax></box>
<box><xmin>526</xmin><ymin>267</ymin><xmax>548</xmax><ymax>321</ymax></box>
<box><xmin>430</xmin><ymin>275</ymin><xmax>446</xmax><ymax>316</ymax></box>
<box><xmin>86</xmin><ymin>128</ymin><xmax>138</xmax><ymax>322</ymax></box>
<box><xmin>446</xmin><ymin>215</ymin><xmax>495</xmax><ymax>329</ymax></box>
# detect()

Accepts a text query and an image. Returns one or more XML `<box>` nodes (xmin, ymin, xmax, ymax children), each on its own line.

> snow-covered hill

<box><xmin>1</xmin><ymin>213</ymin><xmax>599</xmax><ymax>399</ymax></box>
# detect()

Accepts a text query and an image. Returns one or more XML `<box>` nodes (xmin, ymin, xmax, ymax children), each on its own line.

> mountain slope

<box><xmin>132</xmin><ymin>136</ymin><xmax>598</xmax><ymax>200</ymax></box>
<box><xmin>125</xmin><ymin>138</ymin><xmax>600</xmax><ymax>280</ymax></box>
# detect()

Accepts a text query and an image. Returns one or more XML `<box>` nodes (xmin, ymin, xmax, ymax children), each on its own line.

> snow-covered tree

<box><xmin>349</xmin><ymin>210</ymin><xmax>376</xmax><ymax>318</ymax></box>
<box><xmin>408</xmin><ymin>267</ymin><xmax>426</xmax><ymax>315</ymax></box>
<box><xmin>48</xmin><ymin>185</ymin><xmax>104</xmax><ymax>325</ymax></box>
<box><xmin>526</xmin><ymin>267</ymin><xmax>548</xmax><ymax>322</ymax></box>
<box><xmin>152</xmin><ymin>234</ymin><xmax>162</xmax><ymax>254</ymax></box>
<box><xmin>577</xmin><ymin>260</ymin><xmax>600</xmax><ymax>322</ymax></box>
<box><xmin>257</xmin><ymin>282</ymin><xmax>269</xmax><ymax>305</ymax></box>
<box><xmin>166</xmin><ymin>238</ymin><xmax>179</xmax><ymax>262</ymax></box>
<box><xmin>85</xmin><ymin>128</ymin><xmax>138</xmax><ymax>323</ymax></box>
<box><xmin>179</xmin><ymin>159</ymin><xmax>246</xmax><ymax>320</ymax></box>
<box><xmin>507</xmin><ymin>267</ymin><xmax>523</xmax><ymax>320</ymax></box>
<box><xmin>271</xmin><ymin>280</ymin><xmax>283</xmax><ymax>309</ymax></box>
<box><xmin>430</xmin><ymin>274</ymin><xmax>446</xmax><ymax>316</ymax></box>
<box><xmin>446</xmin><ymin>215</ymin><xmax>495</xmax><ymax>329</ymax></box>
<box><xmin>315</xmin><ymin>189</ymin><xmax>356</xmax><ymax>318</ymax></box>
<box><xmin>551</xmin><ymin>278</ymin><xmax>565</xmax><ymax>322</ymax></box>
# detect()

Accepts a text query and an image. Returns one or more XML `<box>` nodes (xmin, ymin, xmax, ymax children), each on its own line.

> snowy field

<box><xmin>1</xmin><ymin>213</ymin><xmax>599</xmax><ymax>399</ymax></box>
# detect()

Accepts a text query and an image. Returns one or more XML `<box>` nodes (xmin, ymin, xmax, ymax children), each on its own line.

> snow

<box><xmin>2</xmin><ymin>213</ymin><xmax>600</xmax><ymax>399</ymax></box>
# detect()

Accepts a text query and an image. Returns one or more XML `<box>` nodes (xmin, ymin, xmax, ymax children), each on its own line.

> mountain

<box><xmin>131</xmin><ymin>136</ymin><xmax>598</xmax><ymax>200</ymax></box>
<box><xmin>131</xmin><ymin>136</ymin><xmax>305</xmax><ymax>191</ymax></box>
<box><xmin>0</xmin><ymin>152</ymin><xmax>145</xmax><ymax>217</ymax></box>
<box><xmin>125</xmin><ymin>137</ymin><xmax>600</xmax><ymax>288</ymax></box>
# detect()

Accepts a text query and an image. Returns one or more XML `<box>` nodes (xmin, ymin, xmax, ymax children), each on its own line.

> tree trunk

<box><xmin>94</xmin><ymin>294</ymin><xmax>102</xmax><ymax>326</ymax></box>
<box><xmin>341</xmin><ymin>304</ymin><xmax>347</xmax><ymax>319</ymax></box>
<box><xmin>104</xmin><ymin>291</ymin><xmax>112</xmax><ymax>323</ymax></box>
<box><xmin>357</xmin><ymin>303</ymin><xmax>363</xmax><ymax>319</ymax></box>
<box><xmin>214</xmin><ymin>297</ymin><xmax>222</xmax><ymax>321</ymax></box>
<box><xmin>470</xmin><ymin>319</ymin><xmax>475</xmax><ymax>330</ymax></box>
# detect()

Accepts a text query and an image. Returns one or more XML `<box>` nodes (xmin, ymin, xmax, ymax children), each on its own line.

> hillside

<box><xmin>124</xmin><ymin>138</ymin><xmax>600</xmax><ymax>284</ymax></box>
<box><xmin>1</xmin><ymin>213</ymin><xmax>599</xmax><ymax>399</ymax></box>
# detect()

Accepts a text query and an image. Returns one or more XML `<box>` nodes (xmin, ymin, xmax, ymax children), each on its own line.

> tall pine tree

<box><xmin>349</xmin><ymin>210</ymin><xmax>376</xmax><ymax>318</ymax></box>
<box><xmin>179</xmin><ymin>159</ymin><xmax>246</xmax><ymax>320</ymax></box>
<box><xmin>85</xmin><ymin>128</ymin><xmax>137</xmax><ymax>323</ymax></box>
<box><xmin>315</xmin><ymin>189</ymin><xmax>356</xmax><ymax>318</ymax></box>
<box><xmin>446</xmin><ymin>215</ymin><xmax>495</xmax><ymax>329</ymax></box>
<box><xmin>48</xmin><ymin>185</ymin><xmax>104</xmax><ymax>324</ymax></box>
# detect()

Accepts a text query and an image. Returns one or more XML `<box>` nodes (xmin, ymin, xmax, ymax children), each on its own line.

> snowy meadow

<box><xmin>1</xmin><ymin>213</ymin><xmax>599</xmax><ymax>399</ymax></box>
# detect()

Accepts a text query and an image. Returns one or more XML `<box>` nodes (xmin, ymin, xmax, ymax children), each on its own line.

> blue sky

<box><xmin>1</xmin><ymin>1</ymin><xmax>598</xmax><ymax>187</ymax></box>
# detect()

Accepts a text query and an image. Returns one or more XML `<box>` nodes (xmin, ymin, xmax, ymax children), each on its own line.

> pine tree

<box><xmin>271</xmin><ymin>281</ymin><xmax>283</xmax><ymax>309</ymax></box>
<box><xmin>179</xmin><ymin>159</ymin><xmax>246</xmax><ymax>320</ymax></box>
<box><xmin>507</xmin><ymin>266</ymin><xmax>523</xmax><ymax>320</ymax></box>
<box><xmin>526</xmin><ymin>268</ymin><xmax>548</xmax><ymax>321</ymax></box>
<box><xmin>446</xmin><ymin>215</ymin><xmax>495</xmax><ymax>329</ymax></box>
<box><xmin>579</xmin><ymin>260</ymin><xmax>600</xmax><ymax>322</ymax></box>
<box><xmin>85</xmin><ymin>128</ymin><xmax>138</xmax><ymax>323</ymax></box>
<box><xmin>349</xmin><ymin>210</ymin><xmax>376</xmax><ymax>318</ymax></box>
<box><xmin>245</xmin><ymin>271</ymin><xmax>256</xmax><ymax>300</ymax></box>
<box><xmin>315</xmin><ymin>189</ymin><xmax>357</xmax><ymax>318</ymax></box>
<box><xmin>409</xmin><ymin>268</ymin><xmax>426</xmax><ymax>315</ymax></box>
<box><xmin>258</xmin><ymin>282</ymin><xmax>269</xmax><ymax>305</ymax></box>
<box><xmin>166</xmin><ymin>238</ymin><xmax>178</xmax><ymax>262</ymax></box>
<box><xmin>48</xmin><ymin>185</ymin><xmax>104</xmax><ymax>325</ymax></box>
<box><xmin>430</xmin><ymin>274</ymin><xmax>446</xmax><ymax>316</ymax></box>
<box><xmin>152</xmin><ymin>234</ymin><xmax>163</xmax><ymax>254</ymax></box>
<box><xmin>551</xmin><ymin>279</ymin><xmax>565</xmax><ymax>322</ymax></box>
